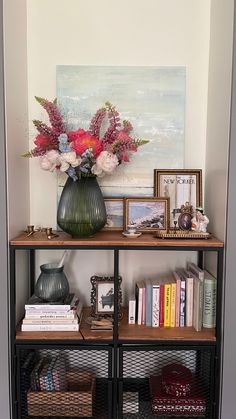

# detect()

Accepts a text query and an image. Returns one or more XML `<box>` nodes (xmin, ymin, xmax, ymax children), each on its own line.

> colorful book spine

<box><xmin>203</xmin><ymin>272</ymin><xmax>217</xmax><ymax>328</ymax></box>
<box><xmin>179</xmin><ymin>276</ymin><xmax>186</xmax><ymax>327</ymax></box>
<box><xmin>164</xmin><ymin>284</ymin><xmax>171</xmax><ymax>327</ymax></box>
<box><xmin>159</xmin><ymin>284</ymin><xmax>165</xmax><ymax>327</ymax></box>
<box><xmin>145</xmin><ymin>280</ymin><xmax>153</xmax><ymax>327</ymax></box>
<box><xmin>152</xmin><ymin>284</ymin><xmax>160</xmax><ymax>327</ymax></box>
<box><xmin>186</xmin><ymin>273</ymin><xmax>194</xmax><ymax>327</ymax></box>
<box><xmin>173</xmin><ymin>272</ymin><xmax>181</xmax><ymax>327</ymax></box>
<box><xmin>170</xmin><ymin>282</ymin><xmax>176</xmax><ymax>327</ymax></box>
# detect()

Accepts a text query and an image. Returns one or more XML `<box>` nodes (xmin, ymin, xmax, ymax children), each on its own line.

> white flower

<box><xmin>92</xmin><ymin>151</ymin><xmax>119</xmax><ymax>177</ymax></box>
<box><xmin>59</xmin><ymin>151</ymin><xmax>82</xmax><ymax>172</ymax></box>
<box><xmin>39</xmin><ymin>150</ymin><xmax>60</xmax><ymax>172</ymax></box>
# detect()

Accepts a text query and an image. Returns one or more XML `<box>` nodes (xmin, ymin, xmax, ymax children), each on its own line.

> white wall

<box><xmin>26</xmin><ymin>0</ymin><xmax>211</xmax><ymax>305</ymax></box>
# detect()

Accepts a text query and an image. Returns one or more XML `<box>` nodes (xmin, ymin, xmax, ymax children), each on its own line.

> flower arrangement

<box><xmin>24</xmin><ymin>97</ymin><xmax>148</xmax><ymax>181</ymax></box>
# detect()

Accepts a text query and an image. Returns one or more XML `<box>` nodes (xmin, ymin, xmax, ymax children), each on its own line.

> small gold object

<box><xmin>43</xmin><ymin>227</ymin><xmax>59</xmax><ymax>240</ymax></box>
<box><xmin>24</xmin><ymin>225</ymin><xmax>40</xmax><ymax>237</ymax></box>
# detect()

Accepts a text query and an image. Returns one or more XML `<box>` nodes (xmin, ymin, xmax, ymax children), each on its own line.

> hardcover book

<box><xmin>25</xmin><ymin>293</ymin><xmax>78</xmax><ymax>311</ymax></box>
<box><xmin>203</xmin><ymin>271</ymin><xmax>217</xmax><ymax>328</ymax></box>
<box><xmin>152</xmin><ymin>281</ymin><xmax>161</xmax><ymax>327</ymax></box>
<box><xmin>150</xmin><ymin>375</ymin><xmax>206</xmax><ymax>415</ymax></box>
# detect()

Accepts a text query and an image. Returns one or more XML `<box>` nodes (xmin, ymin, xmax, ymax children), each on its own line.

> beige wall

<box><xmin>205</xmin><ymin>0</ymin><xmax>234</xmax><ymax>243</ymax></box>
<box><xmin>26</xmin><ymin>0</ymin><xmax>212</xmax><ymax>305</ymax></box>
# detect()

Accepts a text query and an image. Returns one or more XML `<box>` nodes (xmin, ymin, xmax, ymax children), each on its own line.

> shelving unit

<box><xmin>9</xmin><ymin>231</ymin><xmax>224</xmax><ymax>419</ymax></box>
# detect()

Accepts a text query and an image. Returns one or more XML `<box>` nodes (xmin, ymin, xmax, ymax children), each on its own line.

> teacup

<box><xmin>127</xmin><ymin>225</ymin><xmax>137</xmax><ymax>235</ymax></box>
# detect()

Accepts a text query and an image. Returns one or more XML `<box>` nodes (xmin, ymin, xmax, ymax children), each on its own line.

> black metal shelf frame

<box><xmin>9</xmin><ymin>241</ymin><xmax>224</xmax><ymax>419</ymax></box>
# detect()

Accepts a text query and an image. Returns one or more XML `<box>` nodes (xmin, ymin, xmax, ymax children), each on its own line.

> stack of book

<box><xmin>130</xmin><ymin>263</ymin><xmax>217</xmax><ymax>331</ymax></box>
<box><xmin>21</xmin><ymin>293</ymin><xmax>83</xmax><ymax>331</ymax></box>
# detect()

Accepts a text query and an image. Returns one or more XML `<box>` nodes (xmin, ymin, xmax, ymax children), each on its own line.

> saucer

<box><xmin>122</xmin><ymin>231</ymin><xmax>142</xmax><ymax>238</ymax></box>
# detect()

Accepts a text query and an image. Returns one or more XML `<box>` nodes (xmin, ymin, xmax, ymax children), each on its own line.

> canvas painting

<box><xmin>56</xmin><ymin>66</ymin><xmax>186</xmax><ymax>197</ymax></box>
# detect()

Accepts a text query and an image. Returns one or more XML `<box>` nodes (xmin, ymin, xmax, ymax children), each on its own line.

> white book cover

<box><xmin>24</xmin><ymin>311</ymin><xmax>77</xmax><ymax>319</ymax></box>
<box><xmin>21</xmin><ymin>323</ymin><xmax>80</xmax><ymax>331</ymax></box>
<box><xmin>25</xmin><ymin>293</ymin><xmax>78</xmax><ymax>310</ymax></box>
<box><xmin>22</xmin><ymin>317</ymin><xmax>79</xmax><ymax>324</ymax></box>
<box><xmin>136</xmin><ymin>281</ymin><xmax>144</xmax><ymax>325</ymax></box>
<box><xmin>152</xmin><ymin>284</ymin><xmax>160</xmax><ymax>327</ymax></box>
<box><xmin>128</xmin><ymin>298</ymin><xmax>136</xmax><ymax>324</ymax></box>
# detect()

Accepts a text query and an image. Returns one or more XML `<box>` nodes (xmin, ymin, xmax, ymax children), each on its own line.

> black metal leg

<box><xmin>113</xmin><ymin>249</ymin><xmax>119</xmax><ymax>418</ymax></box>
<box><xmin>29</xmin><ymin>249</ymin><xmax>35</xmax><ymax>296</ymax></box>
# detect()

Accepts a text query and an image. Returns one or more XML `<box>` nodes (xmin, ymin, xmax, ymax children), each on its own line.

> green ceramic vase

<box><xmin>57</xmin><ymin>175</ymin><xmax>107</xmax><ymax>238</ymax></box>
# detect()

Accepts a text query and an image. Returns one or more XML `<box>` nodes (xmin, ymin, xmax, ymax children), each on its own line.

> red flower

<box><xmin>69</xmin><ymin>129</ymin><xmax>103</xmax><ymax>157</ymax></box>
<box><xmin>34</xmin><ymin>134</ymin><xmax>53</xmax><ymax>150</ymax></box>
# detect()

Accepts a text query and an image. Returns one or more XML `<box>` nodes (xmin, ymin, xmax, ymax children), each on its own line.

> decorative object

<box><xmin>23</xmin><ymin>97</ymin><xmax>148</xmax><ymax>238</ymax></box>
<box><xmin>34</xmin><ymin>263</ymin><xmax>69</xmax><ymax>302</ymax></box>
<box><xmin>103</xmin><ymin>198</ymin><xmax>124</xmax><ymax>231</ymax></box>
<box><xmin>90</xmin><ymin>275</ymin><xmax>122</xmax><ymax>318</ymax></box>
<box><xmin>178</xmin><ymin>201</ymin><xmax>194</xmax><ymax>231</ymax></box>
<box><xmin>122</xmin><ymin>231</ymin><xmax>142</xmax><ymax>238</ymax></box>
<box><xmin>156</xmin><ymin>230</ymin><xmax>211</xmax><ymax>239</ymax></box>
<box><xmin>154</xmin><ymin>169</ymin><xmax>202</xmax><ymax>228</ymax></box>
<box><xmin>124</xmin><ymin>197</ymin><xmax>170</xmax><ymax>232</ymax></box>
<box><xmin>57</xmin><ymin>65</ymin><xmax>186</xmax><ymax>197</ymax></box>
<box><xmin>161</xmin><ymin>364</ymin><xmax>192</xmax><ymax>397</ymax></box>
<box><xmin>191</xmin><ymin>207</ymin><xmax>209</xmax><ymax>233</ymax></box>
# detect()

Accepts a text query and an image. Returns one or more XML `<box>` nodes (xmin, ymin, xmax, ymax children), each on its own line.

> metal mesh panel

<box><xmin>19</xmin><ymin>348</ymin><xmax>111</xmax><ymax>419</ymax></box>
<box><xmin>120</xmin><ymin>348</ymin><xmax>214</xmax><ymax>419</ymax></box>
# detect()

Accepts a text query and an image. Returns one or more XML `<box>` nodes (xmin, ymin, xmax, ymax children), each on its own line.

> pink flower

<box><xmin>92</xmin><ymin>151</ymin><xmax>119</xmax><ymax>177</ymax></box>
<box><xmin>69</xmin><ymin>129</ymin><xmax>103</xmax><ymax>157</ymax></box>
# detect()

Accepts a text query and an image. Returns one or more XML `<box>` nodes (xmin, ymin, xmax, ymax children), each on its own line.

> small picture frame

<box><xmin>90</xmin><ymin>275</ymin><xmax>122</xmax><ymax>317</ymax></box>
<box><xmin>103</xmin><ymin>198</ymin><xmax>124</xmax><ymax>230</ymax></box>
<box><xmin>154</xmin><ymin>169</ymin><xmax>202</xmax><ymax>228</ymax></box>
<box><xmin>124</xmin><ymin>197</ymin><xmax>170</xmax><ymax>232</ymax></box>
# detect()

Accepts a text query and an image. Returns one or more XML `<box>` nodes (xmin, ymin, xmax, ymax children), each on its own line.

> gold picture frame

<box><xmin>124</xmin><ymin>197</ymin><xmax>170</xmax><ymax>232</ymax></box>
<box><xmin>103</xmin><ymin>198</ymin><xmax>124</xmax><ymax>231</ymax></box>
<box><xmin>154</xmin><ymin>169</ymin><xmax>202</xmax><ymax>229</ymax></box>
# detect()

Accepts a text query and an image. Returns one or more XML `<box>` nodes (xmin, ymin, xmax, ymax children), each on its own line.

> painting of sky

<box><xmin>56</xmin><ymin>66</ymin><xmax>186</xmax><ymax>196</ymax></box>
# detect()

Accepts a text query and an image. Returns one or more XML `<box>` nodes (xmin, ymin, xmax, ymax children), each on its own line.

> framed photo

<box><xmin>154</xmin><ymin>169</ymin><xmax>202</xmax><ymax>228</ymax></box>
<box><xmin>103</xmin><ymin>198</ymin><xmax>124</xmax><ymax>231</ymax></box>
<box><xmin>124</xmin><ymin>197</ymin><xmax>170</xmax><ymax>232</ymax></box>
<box><xmin>90</xmin><ymin>275</ymin><xmax>122</xmax><ymax>317</ymax></box>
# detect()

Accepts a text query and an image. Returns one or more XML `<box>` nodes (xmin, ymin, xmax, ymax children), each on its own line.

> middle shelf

<box><xmin>16</xmin><ymin>307</ymin><xmax>216</xmax><ymax>343</ymax></box>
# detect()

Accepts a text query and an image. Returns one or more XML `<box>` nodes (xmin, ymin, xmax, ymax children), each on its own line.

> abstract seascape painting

<box><xmin>56</xmin><ymin>66</ymin><xmax>186</xmax><ymax>197</ymax></box>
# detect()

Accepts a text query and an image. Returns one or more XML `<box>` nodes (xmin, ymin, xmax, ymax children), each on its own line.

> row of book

<box><xmin>129</xmin><ymin>263</ymin><xmax>216</xmax><ymax>331</ymax></box>
<box><xmin>21</xmin><ymin>293</ymin><xmax>83</xmax><ymax>331</ymax></box>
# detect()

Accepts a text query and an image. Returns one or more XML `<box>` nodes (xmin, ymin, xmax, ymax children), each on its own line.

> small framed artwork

<box><xmin>90</xmin><ymin>275</ymin><xmax>122</xmax><ymax>317</ymax></box>
<box><xmin>103</xmin><ymin>198</ymin><xmax>124</xmax><ymax>230</ymax></box>
<box><xmin>154</xmin><ymin>169</ymin><xmax>202</xmax><ymax>228</ymax></box>
<box><xmin>124</xmin><ymin>197</ymin><xmax>170</xmax><ymax>232</ymax></box>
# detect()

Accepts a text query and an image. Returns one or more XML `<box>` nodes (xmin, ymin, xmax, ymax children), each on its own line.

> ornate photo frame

<box><xmin>90</xmin><ymin>275</ymin><xmax>122</xmax><ymax>318</ymax></box>
<box><xmin>154</xmin><ymin>169</ymin><xmax>202</xmax><ymax>229</ymax></box>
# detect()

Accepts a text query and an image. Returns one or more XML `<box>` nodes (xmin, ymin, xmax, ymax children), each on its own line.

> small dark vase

<box><xmin>35</xmin><ymin>263</ymin><xmax>69</xmax><ymax>302</ymax></box>
<box><xmin>57</xmin><ymin>175</ymin><xmax>107</xmax><ymax>238</ymax></box>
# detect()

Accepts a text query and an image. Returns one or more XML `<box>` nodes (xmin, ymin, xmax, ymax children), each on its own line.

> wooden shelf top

<box><xmin>15</xmin><ymin>308</ymin><xmax>216</xmax><ymax>343</ymax></box>
<box><xmin>10</xmin><ymin>230</ymin><xmax>224</xmax><ymax>249</ymax></box>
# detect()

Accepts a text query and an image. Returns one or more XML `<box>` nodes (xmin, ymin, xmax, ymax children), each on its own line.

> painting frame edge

<box><xmin>103</xmin><ymin>197</ymin><xmax>125</xmax><ymax>231</ymax></box>
<box><xmin>124</xmin><ymin>197</ymin><xmax>170</xmax><ymax>232</ymax></box>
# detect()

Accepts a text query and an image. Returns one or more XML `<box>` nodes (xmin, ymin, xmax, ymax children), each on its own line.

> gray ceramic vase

<box><xmin>34</xmin><ymin>263</ymin><xmax>69</xmax><ymax>302</ymax></box>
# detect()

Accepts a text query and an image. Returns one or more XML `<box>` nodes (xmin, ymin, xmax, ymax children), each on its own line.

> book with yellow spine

<box><xmin>164</xmin><ymin>283</ymin><xmax>171</xmax><ymax>327</ymax></box>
